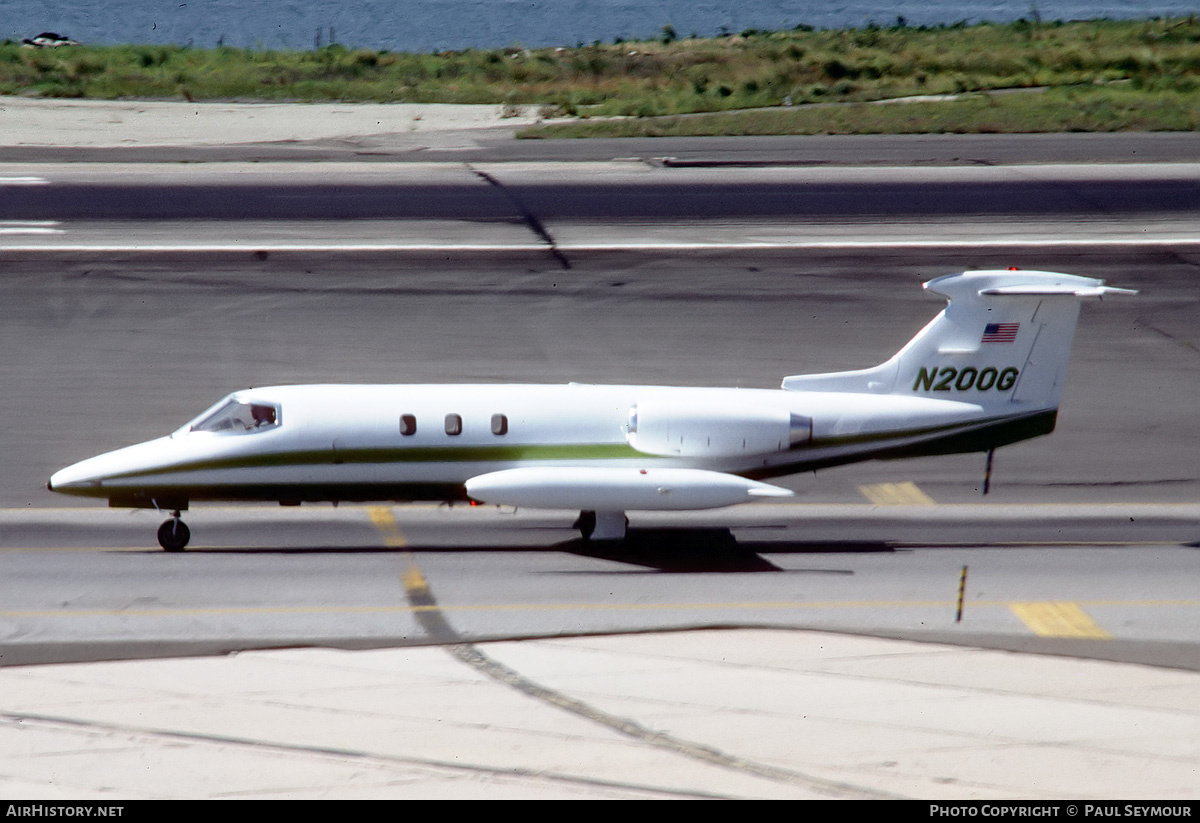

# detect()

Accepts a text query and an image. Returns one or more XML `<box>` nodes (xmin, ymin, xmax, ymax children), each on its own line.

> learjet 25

<box><xmin>48</xmin><ymin>269</ymin><xmax>1134</xmax><ymax>550</ymax></box>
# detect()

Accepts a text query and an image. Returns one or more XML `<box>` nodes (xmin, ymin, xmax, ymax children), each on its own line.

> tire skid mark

<box><xmin>399</xmin><ymin>552</ymin><xmax>900</xmax><ymax>799</ymax></box>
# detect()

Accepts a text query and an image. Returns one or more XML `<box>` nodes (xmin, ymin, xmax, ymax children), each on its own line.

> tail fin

<box><xmin>782</xmin><ymin>270</ymin><xmax>1134</xmax><ymax>412</ymax></box>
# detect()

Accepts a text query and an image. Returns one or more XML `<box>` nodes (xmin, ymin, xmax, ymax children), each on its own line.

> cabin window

<box><xmin>191</xmin><ymin>399</ymin><xmax>281</xmax><ymax>434</ymax></box>
<box><xmin>491</xmin><ymin>414</ymin><xmax>508</xmax><ymax>436</ymax></box>
<box><xmin>444</xmin><ymin>413</ymin><xmax>462</xmax><ymax>436</ymax></box>
<box><xmin>399</xmin><ymin>414</ymin><xmax>417</xmax><ymax>436</ymax></box>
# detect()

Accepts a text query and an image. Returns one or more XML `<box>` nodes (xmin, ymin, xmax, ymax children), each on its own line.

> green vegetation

<box><xmin>520</xmin><ymin>87</ymin><xmax>1200</xmax><ymax>137</ymax></box>
<box><xmin>2</xmin><ymin>17</ymin><xmax>1198</xmax><ymax>134</ymax></box>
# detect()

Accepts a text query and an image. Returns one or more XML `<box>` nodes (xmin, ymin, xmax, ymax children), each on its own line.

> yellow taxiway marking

<box><xmin>858</xmin><ymin>482</ymin><xmax>935</xmax><ymax>505</ymax></box>
<box><xmin>1009</xmin><ymin>601</ymin><xmax>1112</xmax><ymax>638</ymax></box>
<box><xmin>364</xmin><ymin>505</ymin><xmax>428</xmax><ymax>596</ymax></box>
<box><xmin>366</xmin><ymin>505</ymin><xmax>408</xmax><ymax>548</ymax></box>
<box><xmin>401</xmin><ymin>557</ymin><xmax>430</xmax><ymax>596</ymax></box>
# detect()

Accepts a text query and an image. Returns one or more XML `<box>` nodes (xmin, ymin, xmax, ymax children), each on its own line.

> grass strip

<box><xmin>3</xmin><ymin>17</ymin><xmax>1198</xmax><ymax>135</ymax></box>
<box><xmin>516</xmin><ymin>86</ymin><xmax>1200</xmax><ymax>137</ymax></box>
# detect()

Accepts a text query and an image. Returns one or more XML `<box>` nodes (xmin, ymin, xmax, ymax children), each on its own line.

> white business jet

<box><xmin>49</xmin><ymin>269</ymin><xmax>1133</xmax><ymax>550</ymax></box>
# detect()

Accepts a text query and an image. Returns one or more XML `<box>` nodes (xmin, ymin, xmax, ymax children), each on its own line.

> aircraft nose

<box><xmin>49</xmin><ymin>467</ymin><xmax>82</xmax><ymax>491</ymax></box>
<box><xmin>47</xmin><ymin>459</ymin><xmax>107</xmax><ymax>496</ymax></box>
<box><xmin>48</xmin><ymin>436</ymin><xmax>178</xmax><ymax>499</ymax></box>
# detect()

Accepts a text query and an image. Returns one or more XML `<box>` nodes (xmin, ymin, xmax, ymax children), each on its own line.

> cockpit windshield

<box><xmin>190</xmin><ymin>399</ymin><xmax>281</xmax><ymax>434</ymax></box>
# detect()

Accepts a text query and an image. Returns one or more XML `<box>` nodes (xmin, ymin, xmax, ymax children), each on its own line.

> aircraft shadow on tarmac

<box><xmin>554</xmin><ymin>528</ymin><xmax>894</xmax><ymax>573</ymax></box>
<box><xmin>166</xmin><ymin>528</ymin><xmax>896</xmax><ymax>572</ymax></box>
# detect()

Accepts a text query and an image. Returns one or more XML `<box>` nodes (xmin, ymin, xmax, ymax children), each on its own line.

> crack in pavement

<box><xmin>0</xmin><ymin>712</ymin><xmax>709</xmax><ymax>798</ymax></box>
<box><xmin>467</xmin><ymin>163</ymin><xmax>572</xmax><ymax>270</ymax></box>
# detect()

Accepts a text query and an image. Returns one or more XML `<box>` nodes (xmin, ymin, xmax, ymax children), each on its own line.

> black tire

<box><xmin>157</xmin><ymin>519</ymin><xmax>191</xmax><ymax>552</ymax></box>
<box><xmin>574</xmin><ymin>510</ymin><xmax>596</xmax><ymax>541</ymax></box>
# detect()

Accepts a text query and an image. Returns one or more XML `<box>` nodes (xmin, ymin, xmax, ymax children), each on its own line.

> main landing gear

<box><xmin>574</xmin><ymin>510</ymin><xmax>628</xmax><ymax>542</ymax></box>
<box><xmin>157</xmin><ymin>511</ymin><xmax>190</xmax><ymax>552</ymax></box>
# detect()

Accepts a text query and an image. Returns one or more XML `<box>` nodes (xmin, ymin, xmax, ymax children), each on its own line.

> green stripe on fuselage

<box><xmin>802</xmin><ymin>413</ymin><xmax>1028</xmax><ymax>450</ymax></box>
<box><xmin>104</xmin><ymin>442</ymin><xmax>646</xmax><ymax>481</ymax></box>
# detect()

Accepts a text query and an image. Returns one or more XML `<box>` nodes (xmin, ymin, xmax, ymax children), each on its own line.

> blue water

<box><xmin>4</xmin><ymin>1</ymin><xmax>1197</xmax><ymax>52</ymax></box>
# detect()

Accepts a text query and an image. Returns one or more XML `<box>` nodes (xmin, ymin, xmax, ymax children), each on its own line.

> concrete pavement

<box><xmin>3</xmin><ymin>628</ymin><xmax>1199</xmax><ymax>799</ymax></box>
<box><xmin>0</xmin><ymin>96</ymin><xmax>542</xmax><ymax>149</ymax></box>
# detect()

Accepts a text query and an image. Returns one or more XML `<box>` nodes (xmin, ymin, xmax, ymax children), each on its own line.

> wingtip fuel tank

<box><xmin>465</xmin><ymin>467</ymin><xmax>793</xmax><ymax>511</ymax></box>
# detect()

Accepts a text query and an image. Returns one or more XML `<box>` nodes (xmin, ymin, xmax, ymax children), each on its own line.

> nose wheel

<box><xmin>157</xmin><ymin>512</ymin><xmax>190</xmax><ymax>551</ymax></box>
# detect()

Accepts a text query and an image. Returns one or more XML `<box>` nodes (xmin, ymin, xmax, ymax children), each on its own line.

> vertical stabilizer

<box><xmin>782</xmin><ymin>270</ymin><xmax>1135</xmax><ymax>414</ymax></box>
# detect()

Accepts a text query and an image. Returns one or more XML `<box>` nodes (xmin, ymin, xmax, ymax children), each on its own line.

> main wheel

<box><xmin>574</xmin><ymin>510</ymin><xmax>597</xmax><ymax>540</ymax></box>
<box><xmin>157</xmin><ymin>518</ymin><xmax>191</xmax><ymax>552</ymax></box>
<box><xmin>573</xmin><ymin>510</ymin><xmax>627</xmax><ymax>541</ymax></box>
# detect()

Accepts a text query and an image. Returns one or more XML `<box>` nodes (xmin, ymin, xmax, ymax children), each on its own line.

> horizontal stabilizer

<box><xmin>466</xmin><ymin>467</ymin><xmax>793</xmax><ymax>511</ymax></box>
<box><xmin>980</xmin><ymin>285</ymin><xmax>1138</xmax><ymax>297</ymax></box>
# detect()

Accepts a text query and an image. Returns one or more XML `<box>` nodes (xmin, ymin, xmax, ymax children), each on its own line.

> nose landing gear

<box><xmin>157</xmin><ymin>511</ymin><xmax>190</xmax><ymax>551</ymax></box>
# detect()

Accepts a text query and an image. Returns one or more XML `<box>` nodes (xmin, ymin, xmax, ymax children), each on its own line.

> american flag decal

<box><xmin>981</xmin><ymin>322</ymin><xmax>1019</xmax><ymax>343</ymax></box>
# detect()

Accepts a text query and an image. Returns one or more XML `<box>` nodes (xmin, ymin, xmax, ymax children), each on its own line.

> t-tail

<box><xmin>782</xmin><ymin>270</ymin><xmax>1135</xmax><ymax>448</ymax></box>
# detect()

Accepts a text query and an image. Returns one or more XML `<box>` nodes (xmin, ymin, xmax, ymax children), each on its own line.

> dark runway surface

<box><xmin>3</xmin><ymin>160</ymin><xmax>1198</xmax><ymax>221</ymax></box>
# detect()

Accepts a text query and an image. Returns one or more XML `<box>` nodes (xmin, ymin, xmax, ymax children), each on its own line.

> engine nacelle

<box><xmin>626</xmin><ymin>400</ymin><xmax>811</xmax><ymax>458</ymax></box>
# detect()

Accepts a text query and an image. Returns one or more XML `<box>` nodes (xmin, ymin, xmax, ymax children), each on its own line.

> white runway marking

<box><xmin>0</xmin><ymin>221</ymin><xmax>63</xmax><ymax>235</ymax></box>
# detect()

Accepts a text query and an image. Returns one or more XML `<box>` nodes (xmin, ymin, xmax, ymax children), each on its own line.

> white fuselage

<box><xmin>49</xmin><ymin>381</ymin><xmax>1013</xmax><ymax>509</ymax></box>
